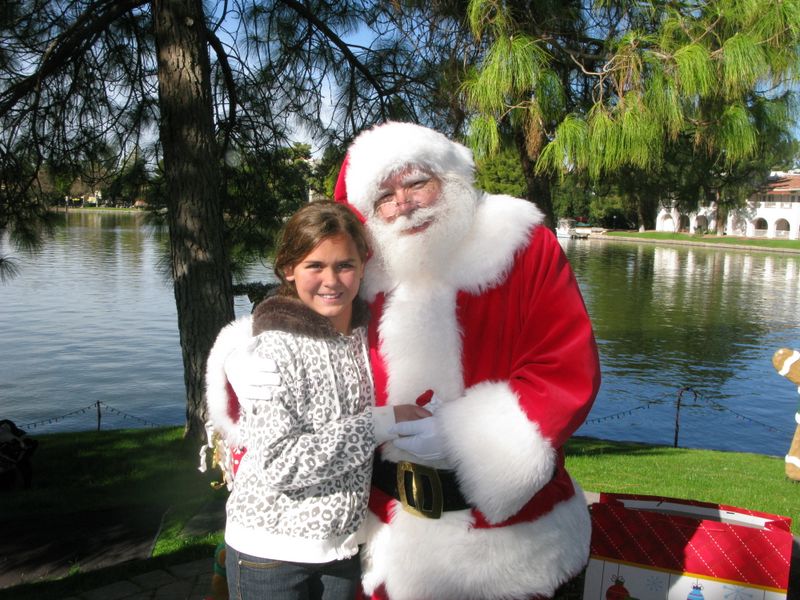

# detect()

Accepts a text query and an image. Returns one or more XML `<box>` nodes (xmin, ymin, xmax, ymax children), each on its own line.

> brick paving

<box><xmin>60</xmin><ymin>558</ymin><xmax>213</xmax><ymax>600</ymax></box>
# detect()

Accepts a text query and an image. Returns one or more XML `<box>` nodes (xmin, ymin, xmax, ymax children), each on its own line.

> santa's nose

<box><xmin>393</xmin><ymin>191</ymin><xmax>417</xmax><ymax>216</ymax></box>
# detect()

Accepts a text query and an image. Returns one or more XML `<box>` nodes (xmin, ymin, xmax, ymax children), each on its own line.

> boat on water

<box><xmin>556</xmin><ymin>218</ymin><xmax>591</xmax><ymax>239</ymax></box>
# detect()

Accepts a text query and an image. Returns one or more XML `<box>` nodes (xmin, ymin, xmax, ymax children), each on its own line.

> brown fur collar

<box><xmin>251</xmin><ymin>294</ymin><xmax>369</xmax><ymax>339</ymax></box>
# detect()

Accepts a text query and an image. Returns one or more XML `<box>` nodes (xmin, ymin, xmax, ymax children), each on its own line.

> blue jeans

<box><xmin>225</xmin><ymin>545</ymin><xmax>361</xmax><ymax>600</ymax></box>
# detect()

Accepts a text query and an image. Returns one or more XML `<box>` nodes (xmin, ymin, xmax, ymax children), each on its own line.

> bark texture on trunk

<box><xmin>152</xmin><ymin>0</ymin><xmax>234</xmax><ymax>442</ymax></box>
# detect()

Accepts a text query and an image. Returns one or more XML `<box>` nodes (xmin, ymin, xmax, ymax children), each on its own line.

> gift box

<box><xmin>582</xmin><ymin>493</ymin><xmax>794</xmax><ymax>600</ymax></box>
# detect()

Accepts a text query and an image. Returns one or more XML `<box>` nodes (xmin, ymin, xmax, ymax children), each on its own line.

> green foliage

<box><xmin>589</xmin><ymin>192</ymin><xmax>635</xmax><ymax>229</ymax></box>
<box><xmin>619</xmin><ymin>95</ymin><xmax>662</xmax><ymax>170</ymax></box>
<box><xmin>551</xmin><ymin>174</ymin><xmax>593</xmax><ymax>221</ymax></box>
<box><xmin>534</xmin><ymin>69</ymin><xmax>566</xmax><ymax>123</ymax></box>
<box><xmin>222</xmin><ymin>143</ymin><xmax>312</xmax><ymax>277</ymax></box>
<box><xmin>466</xmin><ymin>113</ymin><xmax>501</xmax><ymax>159</ymax></box>
<box><xmin>455</xmin><ymin>0</ymin><xmax>799</xmax><ymax>229</ymax></box>
<box><xmin>587</xmin><ymin>108</ymin><xmax>616</xmax><ymax>179</ymax></box>
<box><xmin>721</xmin><ymin>33</ymin><xmax>767</xmax><ymax>97</ymax></box>
<box><xmin>466</xmin><ymin>0</ymin><xmax>511</xmax><ymax>39</ymax></box>
<box><xmin>106</xmin><ymin>153</ymin><xmax>151</xmax><ymax>207</ymax></box>
<box><xmin>643</xmin><ymin>69</ymin><xmax>682</xmax><ymax>140</ymax></box>
<box><xmin>461</xmin><ymin>0</ymin><xmax>799</xmax><ymax>183</ymax></box>
<box><xmin>716</xmin><ymin>103</ymin><xmax>758</xmax><ymax>159</ymax></box>
<box><xmin>537</xmin><ymin>114</ymin><xmax>588</xmax><ymax>174</ymax></box>
<box><xmin>673</xmin><ymin>43</ymin><xmax>714</xmax><ymax>98</ymax></box>
<box><xmin>310</xmin><ymin>144</ymin><xmax>347</xmax><ymax>199</ymax></box>
<box><xmin>475</xmin><ymin>146</ymin><xmax>527</xmax><ymax>197</ymax></box>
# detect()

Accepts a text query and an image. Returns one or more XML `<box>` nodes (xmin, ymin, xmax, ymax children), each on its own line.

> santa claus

<box><xmin>206</xmin><ymin>121</ymin><xmax>601</xmax><ymax>600</ymax></box>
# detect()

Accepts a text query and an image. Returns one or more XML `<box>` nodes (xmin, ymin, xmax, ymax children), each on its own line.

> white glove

<box><xmin>223</xmin><ymin>340</ymin><xmax>282</xmax><ymax>400</ymax></box>
<box><xmin>423</xmin><ymin>393</ymin><xmax>444</xmax><ymax>414</ymax></box>
<box><xmin>390</xmin><ymin>417</ymin><xmax>447</xmax><ymax>461</ymax></box>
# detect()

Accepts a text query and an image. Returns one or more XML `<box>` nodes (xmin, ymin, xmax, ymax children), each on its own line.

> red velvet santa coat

<box><xmin>357</xmin><ymin>193</ymin><xmax>600</xmax><ymax>600</ymax></box>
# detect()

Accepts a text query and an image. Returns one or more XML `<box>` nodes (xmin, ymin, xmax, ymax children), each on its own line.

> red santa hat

<box><xmin>334</xmin><ymin>121</ymin><xmax>475</xmax><ymax>219</ymax></box>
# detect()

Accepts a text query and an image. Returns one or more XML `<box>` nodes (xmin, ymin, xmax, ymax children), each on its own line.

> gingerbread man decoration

<box><xmin>772</xmin><ymin>348</ymin><xmax>800</xmax><ymax>482</ymax></box>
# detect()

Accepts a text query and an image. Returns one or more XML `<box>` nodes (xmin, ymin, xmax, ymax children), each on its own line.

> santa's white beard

<box><xmin>367</xmin><ymin>177</ymin><xmax>479</xmax><ymax>283</ymax></box>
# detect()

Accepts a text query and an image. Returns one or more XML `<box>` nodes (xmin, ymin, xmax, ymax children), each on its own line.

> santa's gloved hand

<box><xmin>423</xmin><ymin>393</ymin><xmax>444</xmax><ymax>414</ymax></box>
<box><xmin>390</xmin><ymin>417</ymin><xmax>447</xmax><ymax>461</ymax></box>
<box><xmin>414</xmin><ymin>389</ymin><xmax>445</xmax><ymax>414</ymax></box>
<box><xmin>224</xmin><ymin>340</ymin><xmax>282</xmax><ymax>400</ymax></box>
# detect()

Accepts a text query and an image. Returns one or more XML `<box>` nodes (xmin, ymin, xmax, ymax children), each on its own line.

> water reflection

<box><xmin>564</xmin><ymin>239</ymin><xmax>800</xmax><ymax>456</ymax></box>
<box><xmin>0</xmin><ymin>211</ymin><xmax>270</xmax><ymax>434</ymax></box>
<box><xmin>1</xmin><ymin>211</ymin><xmax>180</xmax><ymax>431</ymax></box>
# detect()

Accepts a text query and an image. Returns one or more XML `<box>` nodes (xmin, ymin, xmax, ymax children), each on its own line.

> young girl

<box><xmin>220</xmin><ymin>201</ymin><xmax>428</xmax><ymax>600</ymax></box>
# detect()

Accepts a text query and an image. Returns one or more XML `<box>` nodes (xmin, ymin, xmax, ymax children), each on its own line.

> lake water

<box><xmin>565</xmin><ymin>238</ymin><xmax>800</xmax><ymax>456</ymax></box>
<box><xmin>1</xmin><ymin>212</ymin><xmax>799</xmax><ymax>456</ymax></box>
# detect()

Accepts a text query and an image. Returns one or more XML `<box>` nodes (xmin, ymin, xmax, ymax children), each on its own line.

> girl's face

<box><xmin>284</xmin><ymin>233</ymin><xmax>365</xmax><ymax>334</ymax></box>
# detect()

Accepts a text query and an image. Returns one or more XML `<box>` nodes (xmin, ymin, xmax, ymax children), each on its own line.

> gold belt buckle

<box><xmin>396</xmin><ymin>460</ymin><xmax>443</xmax><ymax>519</ymax></box>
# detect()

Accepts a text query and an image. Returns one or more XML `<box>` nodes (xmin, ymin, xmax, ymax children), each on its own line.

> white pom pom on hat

<box><xmin>334</xmin><ymin>122</ymin><xmax>475</xmax><ymax>218</ymax></box>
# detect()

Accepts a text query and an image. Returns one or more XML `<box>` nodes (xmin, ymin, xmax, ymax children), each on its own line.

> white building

<box><xmin>656</xmin><ymin>171</ymin><xmax>800</xmax><ymax>240</ymax></box>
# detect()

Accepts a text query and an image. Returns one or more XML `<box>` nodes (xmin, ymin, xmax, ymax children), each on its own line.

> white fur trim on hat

<box><xmin>345</xmin><ymin>122</ymin><xmax>475</xmax><ymax>216</ymax></box>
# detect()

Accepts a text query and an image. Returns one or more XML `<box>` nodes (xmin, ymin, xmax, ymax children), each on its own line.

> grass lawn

<box><xmin>567</xmin><ymin>436</ymin><xmax>797</xmax><ymax>523</ymax></box>
<box><xmin>0</xmin><ymin>427</ymin><xmax>224</xmax><ymax>559</ymax></box>
<box><xmin>0</xmin><ymin>427</ymin><xmax>223</xmax><ymax>599</ymax></box>
<box><xmin>0</xmin><ymin>427</ymin><xmax>796</xmax><ymax>599</ymax></box>
<box><xmin>604</xmin><ymin>230</ymin><xmax>800</xmax><ymax>251</ymax></box>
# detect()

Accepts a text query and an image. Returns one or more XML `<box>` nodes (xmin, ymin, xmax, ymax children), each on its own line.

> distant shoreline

<box><xmin>52</xmin><ymin>207</ymin><xmax>142</xmax><ymax>214</ymax></box>
<box><xmin>585</xmin><ymin>232</ymin><xmax>800</xmax><ymax>254</ymax></box>
<box><xmin>55</xmin><ymin>208</ymin><xmax>800</xmax><ymax>255</ymax></box>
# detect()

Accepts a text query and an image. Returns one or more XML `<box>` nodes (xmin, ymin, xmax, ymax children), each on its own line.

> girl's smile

<box><xmin>284</xmin><ymin>233</ymin><xmax>365</xmax><ymax>334</ymax></box>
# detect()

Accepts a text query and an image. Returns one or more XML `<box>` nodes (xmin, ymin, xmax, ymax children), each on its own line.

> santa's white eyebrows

<box><xmin>380</xmin><ymin>168</ymin><xmax>431</xmax><ymax>190</ymax></box>
<box><xmin>401</xmin><ymin>174</ymin><xmax>430</xmax><ymax>185</ymax></box>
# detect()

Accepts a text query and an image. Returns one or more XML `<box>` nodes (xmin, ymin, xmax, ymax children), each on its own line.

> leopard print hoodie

<box><xmin>224</xmin><ymin>295</ymin><xmax>376</xmax><ymax>563</ymax></box>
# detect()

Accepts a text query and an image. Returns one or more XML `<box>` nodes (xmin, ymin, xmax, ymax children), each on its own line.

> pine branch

<box><xmin>280</xmin><ymin>0</ymin><xmax>390</xmax><ymax>110</ymax></box>
<box><xmin>0</xmin><ymin>0</ymin><xmax>149</xmax><ymax>118</ymax></box>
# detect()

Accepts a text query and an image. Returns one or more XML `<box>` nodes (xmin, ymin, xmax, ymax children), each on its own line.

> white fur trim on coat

<box><xmin>361</xmin><ymin>485</ymin><xmax>591</xmax><ymax>600</ymax></box>
<box><xmin>437</xmin><ymin>381</ymin><xmax>556</xmax><ymax>523</ymax></box>
<box><xmin>445</xmin><ymin>194</ymin><xmax>543</xmax><ymax>293</ymax></box>
<box><xmin>345</xmin><ymin>122</ymin><xmax>475</xmax><ymax>216</ymax></box>
<box><xmin>205</xmin><ymin>315</ymin><xmax>252</xmax><ymax>447</ymax></box>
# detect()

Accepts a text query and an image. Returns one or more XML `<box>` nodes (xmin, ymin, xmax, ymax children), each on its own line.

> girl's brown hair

<box><xmin>273</xmin><ymin>201</ymin><xmax>370</xmax><ymax>297</ymax></box>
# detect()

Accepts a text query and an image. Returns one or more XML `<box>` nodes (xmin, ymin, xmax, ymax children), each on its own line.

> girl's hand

<box><xmin>393</xmin><ymin>404</ymin><xmax>432</xmax><ymax>423</ymax></box>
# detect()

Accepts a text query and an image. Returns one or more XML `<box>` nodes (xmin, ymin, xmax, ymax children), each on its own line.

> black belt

<box><xmin>372</xmin><ymin>455</ymin><xmax>470</xmax><ymax>519</ymax></box>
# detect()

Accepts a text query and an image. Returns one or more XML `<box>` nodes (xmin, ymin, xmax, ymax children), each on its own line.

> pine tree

<box><xmin>0</xmin><ymin>0</ymin><xmax>437</xmax><ymax>439</ymax></box>
<box><xmin>460</xmin><ymin>0</ymin><xmax>799</xmax><ymax>227</ymax></box>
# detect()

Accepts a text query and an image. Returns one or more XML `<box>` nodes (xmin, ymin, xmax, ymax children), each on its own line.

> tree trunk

<box><xmin>636</xmin><ymin>194</ymin><xmax>646</xmax><ymax>231</ymax></box>
<box><xmin>514</xmin><ymin>130</ymin><xmax>555</xmax><ymax>229</ymax></box>
<box><xmin>152</xmin><ymin>0</ymin><xmax>234</xmax><ymax>442</ymax></box>
<box><xmin>712</xmin><ymin>190</ymin><xmax>727</xmax><ymax>235</ymax></box>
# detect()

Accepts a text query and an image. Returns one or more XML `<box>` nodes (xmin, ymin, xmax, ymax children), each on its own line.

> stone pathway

<box><xmin>57</xmin><ymin>498</ymin><xmax>226</xmax><ymax>600</ymax></box>
<box><xmin>61</xmin><ymin>558</ymin><xmax>213</xmax><ymax>600</ymax></box>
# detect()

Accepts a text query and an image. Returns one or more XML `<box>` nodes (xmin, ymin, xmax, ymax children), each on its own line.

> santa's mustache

<box><xmin>371</xmin><ymin>203</ymin><xmax>441</xmax><ymax>237</ymax></box>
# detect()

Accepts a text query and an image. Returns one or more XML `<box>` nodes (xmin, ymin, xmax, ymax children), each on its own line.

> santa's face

<box><xmin>373</xmin><ymin>167</ymin><xmax>442</xmax><ymax>235</ymax></box>
<box><xmin>367</xmin><ymin>169</ymin><xmax>478</xmax><ymax>281</ymax></box>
